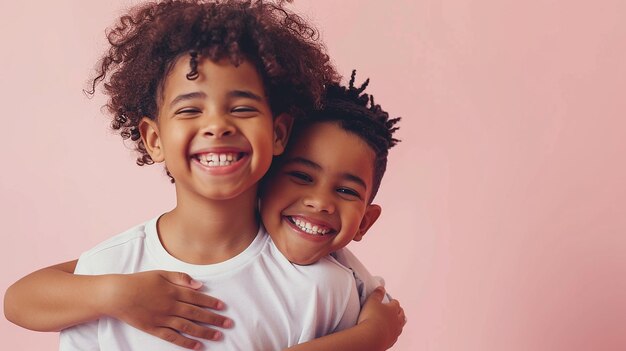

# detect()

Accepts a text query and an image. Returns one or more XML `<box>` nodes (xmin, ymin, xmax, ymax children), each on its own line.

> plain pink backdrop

<box><xmin>2</xmin><ymin>1</ymin><xmax>626</xmax><ymax>350</ymax></box>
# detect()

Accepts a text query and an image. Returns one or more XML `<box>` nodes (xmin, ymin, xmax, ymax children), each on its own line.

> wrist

<box><xmin>355</xmin><ymin>319</ymin><xmax>388</xmax><ymax>350</ymax></box>
<box><xmin>93</xmin><ymin>274</ymin><xmax>124</xmax><ymax>319</ymax></box>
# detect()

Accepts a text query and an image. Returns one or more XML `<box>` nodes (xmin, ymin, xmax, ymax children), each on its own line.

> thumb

<box><xmin>369</xmin><ymin>286</ymin><xmax>386</xmax><ymax>301</ymax></box>
<box><xmin>162</xmin><ymin>271</ymin><xmax>203</xmax><ymax>289</ymax></box>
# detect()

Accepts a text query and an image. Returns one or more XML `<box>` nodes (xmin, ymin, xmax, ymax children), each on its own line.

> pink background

<box><xmin>1</xmin><ymin>1</ymin><xmax>625</xmax><ymax>350</ymax></box>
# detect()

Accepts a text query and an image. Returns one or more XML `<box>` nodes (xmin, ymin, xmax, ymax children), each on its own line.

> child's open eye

<box><xmin>231</xmin><ymin>106</ymin><xmax>259</xmax><ymax>117</ymax></box>
<box><xmin>337</xmin><ymin>187</ymin><xmax>362</xmax><ymax>199</ymax></box>
<box><xmin>287</xmin><ymin>171</ymin><xmax>313</xmax><ymax>183</ymax></box>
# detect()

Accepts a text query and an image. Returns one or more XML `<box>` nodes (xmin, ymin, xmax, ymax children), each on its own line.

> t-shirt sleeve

<box><xmin>59</xmin><ymin>253</ymin><xmax>100</xmax><ymax>351</ymax></box>
<box><xmin>332</xmin><ymin>248</ymin><xmax>392</xmax><ymax>305</ymax></box>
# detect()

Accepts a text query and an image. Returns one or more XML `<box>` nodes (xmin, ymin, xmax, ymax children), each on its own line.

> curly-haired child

<box><xmin>4</xmin><ymin>1</ymin><xmax>404</xmax><ymax>351</ymax></box>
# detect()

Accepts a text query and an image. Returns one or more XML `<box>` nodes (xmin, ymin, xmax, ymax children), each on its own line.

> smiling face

<box><xmin>139</xmin><ymin>55</ymin><xmax>291</xmax><ymax>202</ymax></box>
<box><xmin>260</xmin><ymin>122</ymin><xmax>382</xmax><ymax>265</ymax></box>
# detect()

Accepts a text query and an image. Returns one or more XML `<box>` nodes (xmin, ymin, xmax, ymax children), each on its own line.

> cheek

<box><xmin>250</xmin><ymin>132</ymin><xmax>276</xmax><ymax>170</ymax></box>
<box><xmin>248</xmin><ymin>118</ymin><xmax>274</xmax><ymax>141</ymax></box>
<box><xmin>341</xmin><ymin>208</ymin><xmax>366</xmax><ymax>232</ymax></box>
<box><xmin>260</xmin><ymin>200</ymin><xmax>280</xmax><ymax>234</ymax></box>
<box><xmin>261</xmin><ymin>185</ymin><xmax>289</xmax><ymax>216</ymax></box>
<box><xmin>163</xmin><ymin>125</ymin><xmax>192</xmax><ymax>150</ymax></box>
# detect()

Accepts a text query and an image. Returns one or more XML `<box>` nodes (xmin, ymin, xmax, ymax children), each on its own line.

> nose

<box><xmin>201</xmin><ymin>113</ymin><xmax>236</xmax><ymax>138</ymax></box>
<box><xmin>302</xmin><ymin>191</ymin><xmax>336</xmax><ymax>214</ymax></box>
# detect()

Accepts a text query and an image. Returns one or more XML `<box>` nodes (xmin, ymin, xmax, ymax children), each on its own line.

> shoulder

<box><xmin>332</xmin><ymin>247</ymin><xmax>390</xmax><ymax>304</ymax></box>
<box><xmin>261</xmin><ymin>237</ymin><xmax>354</xmax><ymax>290</ymax></box>
<box><xmin>310</xmin><ymin>254</ymin><xmax>355</xmax><ymax>278</ymax></box>
<box><xmin>332</xmin><ymin>247</ymin><xmax>368</xmax><ymax>275</ymax></box>
<box><xmin>79</xmin><ymin>222</ymin><xmax>148</xmax><ymax>258</ymax></box>
<box><xmin>291</xmin><ymin>253</ymin><xmax>356</xmax><ymax>293</ymax></box>
<box><xmin>75</xmin><ymin>219</ymin><xmax>153</xmax><ymax>275</ymax></box>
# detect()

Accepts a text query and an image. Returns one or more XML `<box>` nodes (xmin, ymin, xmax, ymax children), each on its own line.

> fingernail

<box><xmin>223</xmin><ymin>319</ymin><xmax>233</xmax><ymax>328</ymax></box>
<box><xmin>190</xmin><ymin>278</ymin><xmax>202</xmax><ymax>288</ymax></box>
<box><xmin>215</xmin><ymin>301</ymin><xmax>224</xmax><ymax>310</ymax></box>
<box><xmin>193</xmin><ymin>342</ymin><xmax>202</xmax><ymax>350</ymax></box>
<box><xmin>213</xmin><ymin>331</ymin><xmax>222</xmax><ymax>340</ymax></box>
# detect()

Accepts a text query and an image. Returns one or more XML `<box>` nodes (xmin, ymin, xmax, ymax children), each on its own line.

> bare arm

<box><xmin>4</xmin><ymin>261</ymin><xmax>232</xmax><ymax>350</ymax></box>
<box><xmin>4</xmin><ymin>260</ymin><xmax>95</xmax><ymax>331</ymax></box>
<box><xmin>285</xmin><ymin>287</ymin><xmax>406</xmax><ymax>351</ymax></box>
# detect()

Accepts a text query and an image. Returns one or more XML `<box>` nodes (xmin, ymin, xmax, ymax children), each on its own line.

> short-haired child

<box><xmin>263</xmin><ymin>72</ymin><xmax>405</xmax><ymax>350</ymax></box>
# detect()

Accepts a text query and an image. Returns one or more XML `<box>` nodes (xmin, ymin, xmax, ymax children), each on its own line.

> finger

<box><xmin>152</xmin><ymin>327</ymin><xmax>203</xmax><ymax>350</ymax></box>
<box><xmin>176</xmin><ymin>302</ymin><xmax>233</xmax><ymax>328</ymax></box>
<box><xmin>179</xmin><ymin>288</ymin><xmax>226</xmax><ymax>310</ymax></box>
<box><xmin>368</xmin><ymin>286</ymin><xmax>386</xmax><ymax>301</ymax></box>
<box><xmin>161</xmin><ymin>271</ymin><xmax>203</xmax><ymax>289</ymax></box>
<box><xmin>399</xmin><ymin>308</ymin><xmax>407</xmax><ymax>325</ymax></box>
<box><xmin>167</xmin><ymin>316</ymin><xmax>223</xmax><ymax>341</ymax></box>
<box><xmin>386</xmin><ymin>298</ymin><xmax>401</xmax><ymax>309</ymax></box>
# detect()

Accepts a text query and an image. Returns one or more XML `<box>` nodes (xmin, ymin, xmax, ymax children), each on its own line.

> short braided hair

<box><xmin>293</xmin><ymin>70</ymin><xmax>401</xmax><ymax>202</ymax></box>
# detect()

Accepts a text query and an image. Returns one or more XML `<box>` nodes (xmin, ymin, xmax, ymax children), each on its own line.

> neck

<box><xmin>157</xmin><ymin>185</ymin><xmax>260</xmax><ymax>264</ymax></box>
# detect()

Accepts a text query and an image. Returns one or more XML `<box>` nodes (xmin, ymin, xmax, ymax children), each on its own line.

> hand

<box><xmin>101</xmin><ymin>270</ymin><xmax>233</xmax><ymax>350</ymax></box>
<box><xmin>357</xmin><ymin>287</ymin><xmax>406</xmax><ymax>350</ymax></box>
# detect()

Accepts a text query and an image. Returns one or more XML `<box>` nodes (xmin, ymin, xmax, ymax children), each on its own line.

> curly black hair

<box><xmin>87</xmin><ymin>0</ymin><xmax>338</xmax><ymax>166</ymax></box>
<box><xmin>290</xmin><ymin>70</ymin><xmax>401</xmax><ymax>202</ymax></box>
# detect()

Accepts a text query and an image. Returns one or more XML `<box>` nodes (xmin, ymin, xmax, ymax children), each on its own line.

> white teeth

<box><xmin>292</xmin><ymin>217</ymin><xmax>330</xmax><ymax>235</ymax></box>
<box><xmin>196</xmin><ymin>153</ymin><xmax>240</xmax><ymax>167</ymax></box>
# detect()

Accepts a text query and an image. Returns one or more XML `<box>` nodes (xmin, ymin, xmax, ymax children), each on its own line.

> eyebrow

<box><xmin>228</xmin><ymin>89</ymin><xmax>265</xmax><ymax>102</ymax></box>
<box><xmin>286</xmin><ymin>157</ymin><xmax>368</xmax><ymax>190</ymax></box>
<box><xmin>170</xmin><ymin>91</ymin><xmax>206</xmax><ymax>106</ymax></box>
<box><xmin>169</xmin><ymin>89</ymin><xmax>264</xmax><ymax>106</ymax></box>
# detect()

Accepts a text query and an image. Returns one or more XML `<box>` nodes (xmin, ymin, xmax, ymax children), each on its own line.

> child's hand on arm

<box><xmin>284</xmin><ymin>286</ymin><xmax>406</xmax><ymax>351</ymax></box>
<box><xmin>103</xmin><ymin>270</ymin><xmax>232</xmax><ymax>349</ymax></box>
<box><xmin>356</xmin><ymin>286</ymin><xmax>406</xmax><ymax>349</ymax></box>
<box><xmin>4</xmin><ymin>262</ymin><xmax>232</xmax><ymax>350</ymax></box>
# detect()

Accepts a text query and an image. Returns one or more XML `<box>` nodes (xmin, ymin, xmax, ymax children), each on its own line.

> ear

<box><xmin>272</xmin><ymin>113</ymin><xmax>293</xmax><ymax>156</ymax></box>
<box><xmin>353</xmin><ymin>204</ymin><xmax>382</xmax><ymax>242</ymax></box>
<box><xmin>139</xmin><ymin>117</ymin><xmax>165</xmax><ymax>163</ymax></box>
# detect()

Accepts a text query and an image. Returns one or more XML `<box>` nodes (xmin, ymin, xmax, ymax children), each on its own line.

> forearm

<box><xmin>284</xmin><ymin>321</ymin><xmax>386</xmax><ymax>351</ymax></box>
<box><xmin>4</xmin><ymin>260</ymin><xmax>112</xmax><ymax>331</ymax></box>
<box><xmin>287</xmin><ymin>286</ymin><xmax>405</xmax><ymax>351</ymax></box>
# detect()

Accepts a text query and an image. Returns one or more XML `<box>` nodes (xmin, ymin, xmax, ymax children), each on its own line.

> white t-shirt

<box><xmin>332</xmin><ymin>248</ymin><xmax>390</xmax><ymax>305</ymax></box>
<box><xmin>59</xmin><ymin>217</ymin><xmax>360</xmax><ymax>351</ymax></box>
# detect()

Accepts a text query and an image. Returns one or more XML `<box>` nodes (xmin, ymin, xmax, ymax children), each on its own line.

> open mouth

<box><xmin>286</xmin><ymin>216</ymin><xmax>336</xmax><ymax>236</ymax></box>
<box><xmin>192</xmin><ymin>152</ymin><xmax>246</xmax><ymax>167</ymax></box>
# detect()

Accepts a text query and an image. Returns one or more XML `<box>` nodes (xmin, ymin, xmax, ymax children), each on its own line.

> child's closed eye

<box><xmin>287</xmin><ymin>171</ymin><xmax>313</xmax><ymax>184</ymax></box>
<box><xmin>175</xmin><ymin>108</ymin><xmax>202</xmax><ymax>118</ymax></box>
<box><xmin>336</xmin><ymin>187</ymin><xmax>362</xmax><ymax>200</ymax></box>
<box><xmin>231</xmin><ymin>106</ymin><xmax>259</xmax><ymax>118</ymax></box>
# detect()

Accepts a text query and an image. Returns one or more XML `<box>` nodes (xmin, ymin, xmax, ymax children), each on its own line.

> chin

<box><xmin>285</xmin><ymin>251</ymin><xmax>320</xmax><ymax>266</ymax></box>
<box><xmin>291</xmin><ymin>258</ymin><xmax>318</xmax><ymax>266</ymax></box>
